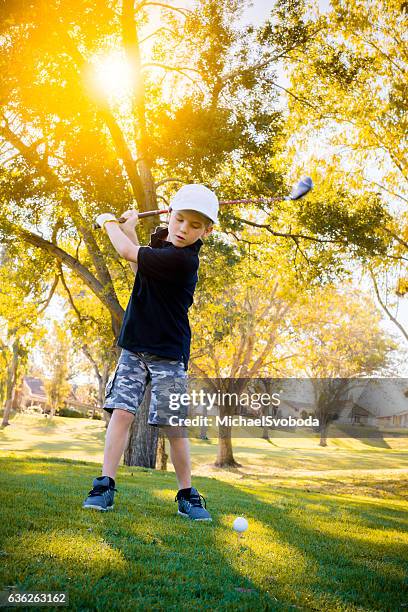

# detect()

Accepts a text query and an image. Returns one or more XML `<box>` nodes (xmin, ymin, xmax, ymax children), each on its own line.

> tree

<box><xmin>286</xmin><ymin>283</ymin><xmax>397</xmax><ymax>445</ymax></box>
<box><xmin>1</xmin><ymin>0</ymin><xmax>313</xmax><ymax>464</ymax></box>
<box><xmin>0</xmin><ymin>246</ymin><xmax>46</xmax><ymax>426</ymax></box>
<box><xmin>42</xmin><ymin>322</ymin><xmax>73</xmax><ymax>418</ymax></box>
<box><xmin>280</xmin><ymin>0</ymin><xmax>408</xmax><ymax>341</ymax></box>
<box><xmin>190</xmin><ymin>233</ymin><xmax>303</xmax><ymax>466</ymax></box>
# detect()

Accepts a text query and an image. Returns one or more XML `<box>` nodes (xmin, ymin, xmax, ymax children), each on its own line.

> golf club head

<box><xmin>286</xmin><ymin>176</ymin><xmax>313</xmax><ymax>200</ymax></box>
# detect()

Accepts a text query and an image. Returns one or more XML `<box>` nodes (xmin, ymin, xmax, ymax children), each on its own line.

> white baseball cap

<box><xmin>170</xmin><ymin>184</ymin><xmax>219</xmax><ymax>224</ymax></box>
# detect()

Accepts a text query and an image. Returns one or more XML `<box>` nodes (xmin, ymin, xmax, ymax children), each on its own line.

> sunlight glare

<box><xmin>92</xmin><ymin>53</ymin><xmax>134</xmax><ymax>99</ymax></box>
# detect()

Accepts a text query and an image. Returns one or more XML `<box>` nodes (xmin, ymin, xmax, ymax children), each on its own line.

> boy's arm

<box><xmin>104</xmin><ymin>222</ymin><xmax>140</xmax><ymax>262</ymax></box>
<box><xmin>120</xmin><ymin>222</ymin><xmax>140</xmax><ymax>275</ymax></box>
<box><xmin>96</xmin><ymin>212</ymin><xmax>140</xmax><ymax>273</ymax></box>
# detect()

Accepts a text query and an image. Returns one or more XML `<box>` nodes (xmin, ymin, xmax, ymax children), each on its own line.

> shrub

<box><xmin>58</xmin><ymin>407</ymin><xmax>84</xmax><ymax>418</ymax></box>
<box><xmin>87</xmin><ymin>410</ymin><xmax>103</xmax><ymax>420</ymax></box>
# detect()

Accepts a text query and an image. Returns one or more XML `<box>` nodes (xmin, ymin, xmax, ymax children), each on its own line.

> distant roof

<box><xmin>24</xmin><ymin>376</ymin><xmax>46</xmax><ymax>397</ymax></box>
<box><xmin>349</xmin><ymin>379</ymin><xmax>408</xmax><ymax>418</ymax></box>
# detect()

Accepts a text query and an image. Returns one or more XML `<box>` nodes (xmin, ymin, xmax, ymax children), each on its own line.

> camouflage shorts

<box><xmin>103</xmin><ymin>349</ymin><xmax>188</xmax><ymax>427</ymax></box>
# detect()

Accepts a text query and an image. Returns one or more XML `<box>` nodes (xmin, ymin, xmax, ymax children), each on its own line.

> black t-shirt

<box><xmin>117</xmin><ymin>227</ymin><xmax>202</xmax><ymax>370</ymax></box>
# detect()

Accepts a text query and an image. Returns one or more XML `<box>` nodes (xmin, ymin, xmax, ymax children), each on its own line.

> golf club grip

<box><xmin>117</xmin><ymin>209</ymin><xmax>170</xmax><ymax>223</ymax></box>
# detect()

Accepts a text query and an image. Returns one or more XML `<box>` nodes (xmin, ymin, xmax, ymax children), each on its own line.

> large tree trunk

<box><xmin>215</xmin><ymin>430</ymin><xmax>241</xmax><ymax>467</ymax></box>
<box><xmin>0</xmin><ymin>381</ymin><xmax>5</xmax><ymax>410</ymax></box>
<box><xmin>123</xmin><ymin>383</ymin><xmax>158</xmax><ymax>467</ymax></box>
<box><xmin>214</xmin><ymin>380</ymin><xmax>246</xmax><ymax>467</ymax></box>
<box><xmin>1</xmin><ymin>391</ymin><xmax>15</xmax><ymax>428</ymax></box>
<box><xmin>156</xmin><ymin>433</ymin><xmax>168</xmax><ymax>470</ymax></box>
<box><xmin>319</xmin><ymin>423</ymin><xmax>328</xmax><ymax>447</ymax></box>
<box><xmin>1</xmin><ymin>341</ymin><xmax>19</xmax><ymax>427</ymax></box>
<box><xmin>215</xmin><ymin>404</ymin><xmax>241</xmax><ymax>467</ymax></box>
<box><xmin>50</xmin><ymin>399</ymin><xmax>57</xmax><ymax>419</ymax></box>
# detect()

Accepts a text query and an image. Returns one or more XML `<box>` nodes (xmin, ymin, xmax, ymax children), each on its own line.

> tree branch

<box><xmin>270</xmin><ymin>81</ymin><xmax>320</xmax><ymax>110</ymax></box>
<box><xmin>137</xmin><ymin>2</ymin><xmax>193</xmax><ymax>17</ymax></box>
<box><xmin>8</xmin><ymin>222</ymin><xmax>124</xmax><ymax>324</ymax></box>
<box><xmin>58</xmin><ymin>264</ymin><xmax>84</xmax><ymax>323</ymax></box>
<box><xmin>141</xmin><ymin>62</ymin><xmax>204</xmax><ymax>91</ymax></box>
<box><xmin>38</xmin><ymin>274</ymin><xmax>59</xmax><ymax>314</ymax></box>
<box><xmin>381</xmin><ymin>225</ymin><xmax>408</xmax><ymax>250</ymax></box>
<box><xmin>81</xmin><ymin>344</ymin><xmax>102</xmax><ymax>384</ymax></box>
<box><xmin>232</xmin><ymin>216</ymin><xmax>348</xmax><ymax>244</ymax></box>
<box><xmin>357</xmin><ymin>34</ymin><xmax>406</xmax><ymax>75</ymax></box>
<box><xmin>0</xmin><ymin>119</ymin><xmax>121</xmax><ymax>304</ymax></box>
<box><xmin>155</xmin><ymin>177</ymin><xmax>187</xmax><ymax>188</ymax></box>
<box><xmin>139</xmin><ymin>26</ymin><xmax>180</xmax><ymax>45</ymax></box>
<box><xmin>369</xmin><ymin>267</ymin><xmax>408</xmax><ymax>343</ymax></box>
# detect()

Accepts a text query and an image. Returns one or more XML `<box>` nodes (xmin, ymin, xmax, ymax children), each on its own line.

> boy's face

<box><xmin>167</xmin><ymin>209</ymin><xmax>213</xmax><ymax>247</ymax></box>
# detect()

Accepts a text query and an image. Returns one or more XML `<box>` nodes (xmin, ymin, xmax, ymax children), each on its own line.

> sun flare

<box><xmin>91</xmin><ymin>53</ymin><xmax>134</xmax><ymax>98</ymax></box>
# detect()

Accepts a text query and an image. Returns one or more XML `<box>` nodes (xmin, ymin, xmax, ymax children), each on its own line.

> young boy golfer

<box><xmin>82</xmin><ymin>184</ymin><xmax>218</xmax><ymax>521</ymax></box>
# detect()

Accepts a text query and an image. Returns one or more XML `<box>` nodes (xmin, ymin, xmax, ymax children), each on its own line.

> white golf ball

<box><xmin>233</xmin><ymin>517</ymin><xmax>248</xmax><ymax>533</ymax></box>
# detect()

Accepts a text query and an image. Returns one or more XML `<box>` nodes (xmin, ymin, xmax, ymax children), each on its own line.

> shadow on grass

<box><xmin>1</xmin><ymin>455</ymin><xmax>407</xmax><ymax>611</ymax></box>
<box><xmin>228</xmin><ymin>447</ymin><xmax>408</xmax><ymax>471</ymax></box>
<box><xmin>0</xmin><ymin>428</ymin><xmax>106</xmax><ymax>459</ymax></box>
<box><xmin>287</xmin><ymin>477</ymin><xmax>408</xmax><ymax>502</ymax></box>
<box><xmin>247</xmin><ymin>483</ymin><xmax>408</xmax><ymax>531</ymax></box>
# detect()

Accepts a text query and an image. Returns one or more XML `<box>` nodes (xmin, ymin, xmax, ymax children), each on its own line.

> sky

<box><xmin>241</xmin><ymin>0</ymin><xmax>274</xmax><ymax>23</ymax></box>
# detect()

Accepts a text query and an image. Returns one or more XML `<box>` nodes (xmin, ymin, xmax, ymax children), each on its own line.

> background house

<box><xmin>336</xmin><ymin>379</ymin><xmax>408</xmax><ymax>428</ymax></box>
<box><xmin>13</xmin><ymin>376</ymin><xmax>99</xmax><ymax>416</ymax></box>
<box><xmin>13</xmin><ymin>376</ymin><xmax>49</xmax><ymax>411</ymax></box>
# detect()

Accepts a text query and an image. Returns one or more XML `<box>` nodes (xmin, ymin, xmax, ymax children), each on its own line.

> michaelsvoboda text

<box><xmin>168</xmin><ymin>415</ymin><xmax>320</xmax><ymax>427</ymax></box>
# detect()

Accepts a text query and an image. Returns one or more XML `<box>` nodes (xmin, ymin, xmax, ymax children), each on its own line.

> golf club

<box><xmin>93</xmin><ymin>177</ymin><xmax>313</xmax><ymax>228</ymax></box>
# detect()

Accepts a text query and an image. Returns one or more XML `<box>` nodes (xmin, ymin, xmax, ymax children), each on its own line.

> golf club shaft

<box><xmin>115</xmin><ymin>198</ymin><xmax>279</xmax><ymax>224</ymax></box>
<box><xmin>117</xmin><ymin>209</ymin><xmax>169</xmax><ymax>223</ymax></box>
<box><xmin>96</xmin><ymin>177</ymin><xmax>313</xmax><ymax>227</ymax></box>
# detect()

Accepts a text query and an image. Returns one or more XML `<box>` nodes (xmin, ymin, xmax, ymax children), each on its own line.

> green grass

<box><xmin>1</xmin><ymin>414</ymin><xmax>408</xmax><ymax>611</ymax></box>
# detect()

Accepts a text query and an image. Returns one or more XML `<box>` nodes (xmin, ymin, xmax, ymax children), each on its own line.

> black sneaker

<box><xmin>82</xmin><ymin>476</ymin><xmax>117</xmax><ymax>512</ymax></box>
<box><xmin>175</xmin><ymin>487</ymin><xmax>212</xmax><ymax>521</ymax></box>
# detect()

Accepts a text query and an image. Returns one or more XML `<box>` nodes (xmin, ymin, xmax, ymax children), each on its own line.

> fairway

<box><xmin>1</xmin><ymin>415</ymin><xmax>407</xmax><ymax>611</ymax></box>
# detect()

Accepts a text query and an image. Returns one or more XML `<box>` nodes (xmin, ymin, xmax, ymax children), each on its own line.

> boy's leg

<box><xmin>165</xmin><ymin>428</ymin><xmax>191</xmax><ymax>489</ymax></box>
<box><xmin>147</xmin><ymin>355</ymin><xmax>191</xmax><ymax>490</ymax></box>
<box><xmin>83</xmin><ymin>409</ymin><xmax>134</xmax><ymax>512</ymax></box>
<box><xmin>102</xmin><ymin>409</ymin><xmax>135</xmax><ymax>479</ymax></box>
<box><xmin>164</xmin><ymin>426</ymin><xmax>212</xmax><ymax>521</ymax></box>
<box><xmin>101</xmin><ymin>349</ymin><xmax>150</xmax><ymax>480</ymax></box>
<box><xmin>83</xmin><ymin>349</ymin><xmax>149</xmax><ymax>511</ymax></box>
<box><xmin>147</xmin><ymin>355</ymin><xmax>211</xmax><ymax>520</ymax></box>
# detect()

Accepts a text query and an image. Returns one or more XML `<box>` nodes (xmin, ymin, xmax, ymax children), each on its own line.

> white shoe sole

<box><xmin>82</xmin><ymin>504</ymin><xmax>114</xmax><ymax>511</ymax></box>
<box><xmin>177</xmin><ymin>510</ymin><xmax>212</xmax><ymax>521</ymax></box>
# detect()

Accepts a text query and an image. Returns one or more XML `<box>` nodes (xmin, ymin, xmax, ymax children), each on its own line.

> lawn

<box><xmin>1</xmin><ymin>413</ymin><xmax>407</xmax><ymax>611</ymax></box>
